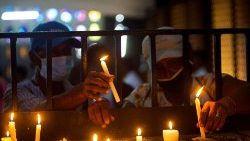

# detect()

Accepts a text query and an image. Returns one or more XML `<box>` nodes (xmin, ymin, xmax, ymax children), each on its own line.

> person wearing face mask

<box><xmin>89</xmin><ymin>27</ymin><xmax>250</xmax><ymax>132</ymax></box>
<box><xmin>2</xmin><ymin>21</ymin><xmax>113</xmax><ymax>112</ymax></box>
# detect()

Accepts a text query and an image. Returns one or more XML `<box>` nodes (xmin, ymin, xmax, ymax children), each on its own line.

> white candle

<box><xmin>93</xmin><ymin>133</ymin><xmax>98</xmax><ymax>141</ymax></box>
<box><xmin>35</xmin><ymin>114</ymin><xmax>41</xmax><ymax>141</ymax></box>
<box><xmin>136</xmin><ymin>128</ymin><xmax>142</xmax><ymax>141</ymax></box>
<box><xmin>1</xmin><ymin>131</ymin><xmax>11</xmax><ymax>141</ymax></box>
<box><xmin>195</xmin><ymin>86</ymin><xmax>206</xmax><ymax>139</ymax></box>
<box><xmin>100</xmin><ymin>56</ymin><xmax>121</xmax><ymax>103</ymax></box>
<box><xmin>162</xmin><ymin>121</ymin><xmax>179</xmax><ymax>141</ymax></box>
<box><xmin>8</xmin><ymin>112</ymin><xmax>17</xmax><ymax>141</ymax></box>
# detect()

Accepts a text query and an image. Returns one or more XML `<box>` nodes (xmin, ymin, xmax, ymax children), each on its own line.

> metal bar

<box><xmin>1</xmin><ymin>29</ymin><xmax>250</xmax><ymax>38</ymax></box>
<box><xmin>245</xmin><ymin>34</ymin><xmax>250</xmax><ymax>82</ymax></box>
<box><xmin>115</xmin><ymin>36</ymin><xmax>122</xmax><ymax>104</ymax></box>
<box><xmin>10</xmin><ymin>38</ymin><xmax>17</xmax><ymax>111</ymax></box>
<box><xmin>81</xmin><ymin>36</ymin><xmax>88</xmax><ymax>81</ymax></box>
<box><xmin>182</xmin><ymin>34</ymin><xmax>191</xmax><ymax>105</ymax></box>
<box><xmin>214</xmin><ymin>34</ymin><xmax>222</xmax><ymax>100</ymax></box>
<box><xmin>46</xmin><ymin>39</ymin><xmax>53</xmax><ymax>109</ymax></box>
<box><xmin>150</xmin><ymin>35</ymin><xmax>158</xmax><ymax>107</ymax></box>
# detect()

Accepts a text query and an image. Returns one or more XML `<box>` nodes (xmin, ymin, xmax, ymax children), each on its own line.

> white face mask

<box><xmin>40</xmin><ymin>56</ymin><xmax>73</xmax><ymax>81</ymax></box>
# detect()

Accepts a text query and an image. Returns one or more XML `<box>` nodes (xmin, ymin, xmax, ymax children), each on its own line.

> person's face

<box><xmin>156</xmin><ymin>57</ymin><xmax>183</xmax><ymax>81</ymax></box>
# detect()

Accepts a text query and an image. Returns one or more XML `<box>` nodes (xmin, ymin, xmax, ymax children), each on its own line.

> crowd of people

<box><xmin>1</xmin><ymin>21</ymin><xmax>250</xmax><ymax>133</ymax></box>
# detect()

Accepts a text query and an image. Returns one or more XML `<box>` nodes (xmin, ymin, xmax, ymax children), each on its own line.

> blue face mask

<box><xmin>40</xmin><ymin>56</ymin><xmax>73</xmax><ymax>81</ymax></box>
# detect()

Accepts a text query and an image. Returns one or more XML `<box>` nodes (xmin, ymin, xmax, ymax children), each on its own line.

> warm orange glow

<box><xmin>106</xmin><ymin>138</ymin><xmax>110</xmax><ymax>141</ymax></box>
<box><xmin>100</xmin><ymin>55</ymin><xmax>108</xmax><ymax>61</ymax></box>
<box><xmin>196</xmin><ymin>86</ymin><xmax>204</xmax><ymax>98</ymax></box>
<box><xmin>37</xmin><ymin>114</ymin><xmax>41</xmax><ymax>124</ymax></box>
<box><xmin>137</xmin><ymin>128</ymin><xmax>142</xmax><ymax>136</ymax></box>
<box><xmin>169</xmin><ymin>121</ymin><xmax>173</xmax><ymax>130</ymax></box>
<box><xmin>6</xmin><ymin>131</ymin><xmax>9</xmax><ymax>137</ymax></box>
<box><xmin>10</xmin><ymin>112</ymin><xmax>14</xmax><ymax>121</ymax></box>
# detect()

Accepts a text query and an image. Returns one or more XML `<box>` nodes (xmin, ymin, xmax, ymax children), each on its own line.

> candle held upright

<box><xmin>195</xmin><ymin>86</ymin><xmax>206</xmax><ymax>139</ymax></box>
<box><xmin>35</xmin><ymin>114</ymin><xmax>41</xmax><ymax>141</ymax></box>
<box><xmin>136</xmin><ymin>128</ymin><xmax>142</xmax><ymax>141</ymax></box>
<box><xmin>100</xmin><ymin>55</ymin><xmax>120</xmax><ymax>103</ymax></box>
<box><xmin>8</xmin><ymin>112</ymin><xmax>17</xmax><ymax>141</ymax></box>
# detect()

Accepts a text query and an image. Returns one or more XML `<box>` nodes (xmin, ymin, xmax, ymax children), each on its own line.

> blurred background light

<box><xmin>46</xmin><ymin>8</ymin><xmax>58</xmax><ymax>21</ymax></box>
<box><xmin>88</xmin><ymin>10</ymin><xmax>101</xmax><ymax>22</ymax></box>
<box><xmin>89</xmin><ymin>23</ymin><xmax>101</xmax><ymax>41</ymax></box>
<box><xmin>60</xmin><ymin>10</ymin><xmax>72</xmax><ymax>23</ymax></box>
<box><xmin>1</xmin><ymin>11</ymin><xmax>39</xmax><ymax>20</ymax></box>
<box><xmin>18</xmin><ymin>26</ymin><xmax>28</xmax><ymax>32</ymax></box>
<box><xmin>75</xmin><ymin>10</ymin><xmax>87</xmax><ymax>22</ymax></box>
<box><xmin>76</xmin><ymin>25</ymin><xmax>87</xmax><ymax>31</ymax></box>
<box><xmin>115</xmin><ymin>14</ymin><xmax>124</xmax><ymax>22</ymax></box>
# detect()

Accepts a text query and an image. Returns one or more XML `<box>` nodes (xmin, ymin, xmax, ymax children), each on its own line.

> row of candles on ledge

<box><xmin>1</xmin><ymin>113</ymin><xmax>41</xmax><ymax>141</ymax></box>
<box><xmin>1</xmin><ymin>86</ymin><xmax>206</xmax><ymax>141</ymax></box>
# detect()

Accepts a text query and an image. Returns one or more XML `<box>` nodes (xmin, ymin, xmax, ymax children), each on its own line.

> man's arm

<box><xmin>51</xmin><ymin>71</ymin><xmax>113</xmax><ymax>110</ymax></box>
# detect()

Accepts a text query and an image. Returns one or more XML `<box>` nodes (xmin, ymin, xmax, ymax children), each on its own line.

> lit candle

<box><xmin>35</xmin><ymin>114</ymin><xmax>41</xmax><ymax>141</ymax></box>
<box><xmin>100</xmin><ymin>55</ymin><xmax>121</xmax><ymax>103</ymax></box>
<box><xmin>162</xmin><ymin>121</ymin><xmax>179</xmax><ymax>141</ymax></box>
<box><xmin>1</xmin><ymin>131</ymin><xmax>11</xmax><ymax>141</ymax></box>
<box><xmin>93</xmin><ymin>133</ymin><xmax>98</xmax><ymax>141</ymax></box>
<box><xmin>136</xmin><ymin>128</ymin><xmax>142</xmax><ymax>141</ymax></box>
<box><xmin>8</xmin><ymin>112</ymin><xmax>17</xmax><ymax>141</ymax></box>
<box><xmin>195</xmin><ymin>86</ymin><xmax>206</xmax><ymax>139</ymax></box>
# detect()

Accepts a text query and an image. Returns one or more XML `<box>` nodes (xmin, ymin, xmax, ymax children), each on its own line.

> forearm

<box><xmin>52</xmin><ymin>85</ymin><xmax>88</xmax><ymax>110</ymax></box>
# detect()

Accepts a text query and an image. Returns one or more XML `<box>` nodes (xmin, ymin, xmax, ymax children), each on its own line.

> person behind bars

<box><xmin>2</xmin><ymin>21</ymin><xmax>113</xmax><ymax>112</ymax></box>
<box><xmin>90</xmin><ymin>27</ymin><xmax>250</xmax><ymax>132</ymax></box>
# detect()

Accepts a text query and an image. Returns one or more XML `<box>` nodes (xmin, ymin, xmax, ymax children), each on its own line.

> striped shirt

<box><xmin>124</xmin><ymin>73</ymin><xmax>217</xmax><ymax>107</ymax></box>
<box><xmin>2</xmin><ymin>75</ymin><xmax>72</xmax><ymax>112</ymax></box>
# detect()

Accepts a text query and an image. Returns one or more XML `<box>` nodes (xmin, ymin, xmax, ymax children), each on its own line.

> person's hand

<box><xmin>198</xmin><ymin>97</ymin><xmax>236</xmax><ymax>132</ymax></box>
<box><xmin>82</xmin><ymin>71</ymin><xmax>114</xmax><ymax>100</ymax></box>
<box><xmin>88</xmin><ymin>100</ymin><xmax>115</xmax><ymax>128</ymax></box>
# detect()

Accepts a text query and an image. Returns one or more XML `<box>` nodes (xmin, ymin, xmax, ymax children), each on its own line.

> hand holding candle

<box><xmin>1</xmin><ymin>131</ymin><xmax>11</xmax><ymax>141</ymax></box>
<box><xmin>136</xmin><ymin>128</ymin><xmax>142</xmax><ymax>141</ymax></box>
<box><xmin>35</xmin><ymin>114</ymin><xmax>41</xmax><ymax>141</ymax></box>
<box><xmin>163</xmin><ymin>121</ymin><xmax>179</xmax><ymax>141</ymax></box>
<box><xmin>100</xmin><ymin>55</ymin><xmax>120</xmax><ymax>103</ymax></box>
<box><xmin>8</xmin><ymin>112</ymin><xmax>17</xmax><ymax>141</ymax></box>
<box><xmin>195</xmin><ymin>86</ymin><xmax>206</xmax><ymax>139</ymax></box>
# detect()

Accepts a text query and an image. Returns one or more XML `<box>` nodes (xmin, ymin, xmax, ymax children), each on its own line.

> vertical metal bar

<box><xmin>245</xmin><ymin>33</ymin><xmax>250</xmax><ymax>82</ymax></box>
<box><xmin>115</xmin><ymin>36</ymin><xmax>122</xmax><ymax>104</ymax></box>
<box><xmin>182</xmin><ymin>33</ymin><xmax>191</xmax><ymax>106</ymax></box>
<box><xmin>81</xmin><ymin>36</ymin><xmax>88</xmax><ymax>81</ymax></box>
<box><xmin>46</xmin><ymin>39</ymin><xmax>53</xmax><ymax>109</ymax></box>
<box><xmin>150</xmin><ymin>35</ymin><xmax>158</xmax><ymax>107</ymax></box>
<box><xmin>214</xmin><ymin>34</ymin><xmax>222</xmax><ymax>100</ymax></box>
<box><xmin>10</xmin><ymin>38</ymin><xmax>17</xmax><ymax>111</ymax></box>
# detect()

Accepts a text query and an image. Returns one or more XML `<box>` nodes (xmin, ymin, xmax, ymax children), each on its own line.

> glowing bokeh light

<box><xmin>60</xmin><ymin>11</ymin><xmax>72</xmax><ymax>23</ymax></box>
<box><xmin>88</xmin><ymin>10</ymin><xmax>101</xmax><ymax>22</ymax></box>
<box><xmin>46</xmin><ymin>8</ymin><xmax>58</xmax><ymax>20</ymax></box>
<box><xmin>1</xmin><ymin>11</ymin><xmax>39</xmax><ymax>20</ymax></box>
<box><xmin>115</xmin><ymin>14</ymin><xmax>124</xmax><ymax>22</ymax></box>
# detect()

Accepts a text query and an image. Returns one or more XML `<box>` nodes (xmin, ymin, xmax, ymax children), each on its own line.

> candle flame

<box><xmin>106</xmin><ymin>138</ymin><xmax>110</xmax><ymax>141</ymax></box>
<box><xmin>93</xmin><ymin>133</ymin><xmax>98</xmax><ymax>141</ymax></box>
<box><xmin>169</xmin><ymin>121</ymin><xmax>173</xmax><ymax>130</ymax></box>
<box><xmin>10</xmin><ymin>112</ymin><xmax>14</xmax><ymax>121</ymax></box>
<box><xmin>6</xmin><ymin>131</ymin><xmax>9</xmax><ymax>137</ymax></box>
<box><xmin>137</xmin><ymin>128</ymin><xmax>141</xmax><ymax>136</ymax></box>
<box><xmin>100</xmin><ymin>55</ymin><xmax>108</xmax><ymax>61</ymax></box>
<box><xmin>196</xmin><ymin>86</ymin><xmax>204</xmax><ymax>98</ymax></box>
<box><xmin>37</xmin><ymin>113</ymin><xmax>41</xmax><ymax>124</ymax></box>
